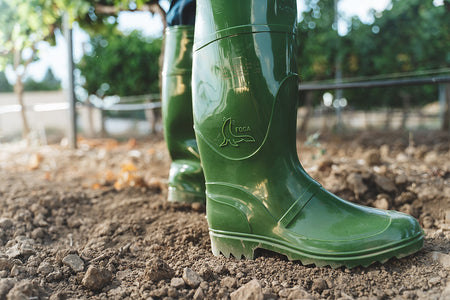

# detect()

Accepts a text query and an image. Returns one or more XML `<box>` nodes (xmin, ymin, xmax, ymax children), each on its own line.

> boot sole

<box><xmin>210</xmin><ymin>230</ymin><xmax>424</xmax><ymax>269</ymax></box>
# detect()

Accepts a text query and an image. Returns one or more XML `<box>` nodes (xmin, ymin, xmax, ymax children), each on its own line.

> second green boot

<box><xmin>162</xmin><ymin>25</ymin><xmax>205</xmax><ymax>204</ymax></box>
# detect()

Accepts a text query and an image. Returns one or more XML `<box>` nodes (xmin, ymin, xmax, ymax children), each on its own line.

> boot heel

<box><xmin>210</xmin><ymin>232</ymin><xmax>257</xmax><ymax>260</ymax></box>
<box><xmin>168</xmin><ymin>187</ymin><xmax>205</xmax><ymax>204</ymax></box>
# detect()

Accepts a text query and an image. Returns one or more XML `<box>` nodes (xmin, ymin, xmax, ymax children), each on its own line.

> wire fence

<box><xmin>0</xmin><ymin>75</ymin><xmax>449</xmax><ymax>147</ymax></box>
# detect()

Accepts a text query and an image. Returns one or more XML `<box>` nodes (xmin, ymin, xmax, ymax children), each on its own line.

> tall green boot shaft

<box><xmin>192</xmin><ymin>0</ymin><xmax>423</xmax><ymax>268</ymax></box>
<box><xmin>162</xmin><ymin>25</ymin><xmax>205</xmax><ymax>203</ymax></box>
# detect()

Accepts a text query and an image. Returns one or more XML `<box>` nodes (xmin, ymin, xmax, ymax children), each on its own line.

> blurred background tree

<box><xmin>297</xmin><ymin>0</ymin><xmax>449</xmax><ymax>129</ymax></box>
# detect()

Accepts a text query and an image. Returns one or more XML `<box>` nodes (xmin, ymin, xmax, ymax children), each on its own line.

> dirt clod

<box><xmin>81</xmin><ymin>265</ymin><xmax>112</xmax><ymax>291</ymax></box>
<box><xmin>62</xmin><ymin>255</ymin><xmax>84</xmax><ymax>273</ymax></box>
<box><xmin>183</xmin><ymin>267</ymin><xmax>202</xmax><ymax>288</ymax></box>
<box><xmin>144</xmin><ymin>257</ymin><xmax>174</xmax><ymax>282</ymax></box>
<box><xmin>230</xmin><ymin>279</ymin><xmax>264</xmax><ymax>300</ymax></box>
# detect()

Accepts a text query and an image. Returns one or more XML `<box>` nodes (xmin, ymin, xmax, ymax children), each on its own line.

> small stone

<box><xmin>0</xmin><ymin>218</ymin><xmax>13</xmax><ymax>230</ymax></box>
<box><xmin>373</xmin><ymin>197</ymin><xmax>389</xmax><ymax>210</ymax></box>
<box><xmin>0</xmin><ymin>271</ymin><xmax>7</xmax><ymax>278</ymax></box>
<box><xmin>167</xmin><ymin>287</ymin><xmax>178</xmax><ymax>298</ymax></box>
<box><xmin>428</xmin><ymin>277</ymin><xmax>441</xmax><ymax>286</ymax></box>
<box><xmin>395</xmin><ymin>174</ymin><xmax>407</xmax><ymax>185</ymax></box>
<box><xmin>278</xmin><ymin>289</ymin><xmax>290</xmax><ymax>298</ymax></box>
<box><xmin>399</xmin><ymin>204</ymin><xmax>418</xmax><ymax>217</ymax></box>
<box><xmin>288</xmin><ymin>286</ymin><xmax>315</xmax><ymax>300</ymax></box>
<box><xmin>441</xmin><ymin>282</ymin><xmax>450</xmax><ymax>300</ymax></box>
<box><xmin>6</xmin><ymin>280</ymin><xmax>40</xmax><ymax>299</ymax></box>
<box><xmin>374</xmin><ymin>175</ymin><xmax>397</xmax><ymax>193</ymax></box>
<box><xmin>20</xmin><ymin>244</ymin><xmax>36</xmax><ymax>256</ymax></box>
<box><xmin>171</xmin><ymin>277</ymin><xmax>185</xmax><ymax>289</ymax></box>
<box><xmin>183</xmin><ymin>268</ymin><xmax>202</xmax><ymax>288</ymax></box>
<box><xmin>422</xmin><ymin>216</ymin><xmax>434</xmax><ymax>229</ymax></box>
<box><xmin>37</xmin><ymin>262</ymin><xmax>54</xmax><ymax>276</ymax></box>
<box><xmin>221</xmin><ymin>276</ymin><xmax>237</xmax><ymax>289</ymax></box>
<box><xmin>230</xmin><ymin>279</ymin><xmax>263</xmax><ymax>300</ymax></box>
<box><xmin>0</xmin><ymin>278</ymin><xmax>17</xmax><ymax>299</ymax></box>
<box><xmin>31</xmin><ymin>228</ymin><xmax>46</xmax><ymax>240</ymax></box>
<box><xmin>46</xmin><ymin>271</ymin><xmax>63</xmax><ymax>282</ymax></box>
<box><xmin>395</xmin><ymin>191</ymin><xmax>416</xmax><ymax>205</ymax></box>
<box><xmin>145</xmin><ymin>257</ymin><xmax>174</xmax><ymax>282</ymax></box>
<box><xmin>150</xmin><ymin>287</ymin><xmax>167</xmax><ymax>298</ymax></box>
<box><xmin>191</xmin><ymin>202</ymin><xmax>204</xmax><ymax>211</ymax></box>
<box><xmin>82</xmin><ymin>265</ymin><xmax>112</xmax><ymax>291</ymax></box>
<box><xmin>0</xmin><ymin>258</ymin><xmax>12</xmax><ymax>271</ymax></box>
<box><xmin>311</xmin><ymin>278</ymin><xmax>328</xmax><ymax>292</ymax></box>
<box><xmin>364</xmin><ymin>149</ymin><xmax>381</xmax><ymax>166</ymax></box>
<box><xmin>49</xmin><ymin>291</ymin><xmax>66</xmax><ymax>300</ymax></box>
<box><xmin>193</xmin><ymin>287</ymin><xmax>205</xmax><ymax>300</ymax></box>
<box><xmin>6</xmin><ymin>245</ymin><xmax>21</xmax><ymax>259</ymax></box>
<box><xmin>10</xmin><ymin>265</ymin><xmax>23</xmax><ymax>277</ymax></box>
<box><xmin>431</xmin><ymin>252</ymin><xmax>450</xmax><ymax>270</ymax></box>
<box><xmin>62</xmin><ymin>254</ymin><xmax>84</xmax><ymax>272</ymax></box>
<box><xmin>346</xmin><ymin>173</ymin><xmax>368</xmax><ymax>196</ymax></box>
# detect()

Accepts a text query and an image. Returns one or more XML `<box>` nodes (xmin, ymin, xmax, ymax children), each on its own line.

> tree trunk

<box><xmin>384</xmin><ymin>107</ymin><xmax>393</xmax><ymax>130</ymax></box>
<box><xmin>14</xmin><ymin>77</ymin><xmax>30</xmax><ymax>138</ymax></box>
<box><xmin>443</xmin><ymin>84</ymin><xmax>450</xmax><ymax>131</ymax></box>
<box><xmin>400</xmin><ymin>93</ymin><xmax>411</xmax><ymax>130</ymax></box>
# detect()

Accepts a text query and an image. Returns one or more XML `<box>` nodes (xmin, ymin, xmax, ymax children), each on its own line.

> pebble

<box><xmin>6</xmin><ymin>280</ymin><xmax>39</xmax><ymax>299</ymax></box>
<box><xmin>373</xmin><ymin>197</ymin><xmax>389</xmax><ymax>210</ymax></box>
<box><xmin>144</xmin><ymin>257</ymin><xmax>174</xmax><ymax>282</ymax></box>
<box><xmin>422</xmin><ymin>216</ymin><xmax>434</xmax><ymax>229</ymax></box>
<box><xmin>312</xmin><ymin>278</ymin><xmax>328</xmax><ymax>292</ymax></box>
<box><xmin>0</xmin><ymin>218</ymin><xmax>13</xmax><ymax>229</ymax></box>
<box><xmin>288</xmin><ymin>286</ymin><xmax>315</xmax><ymax>300</ymax></box>
<box><xmin>6</xmin><ymin>245</ymin><xmax>21</xmax><ymax>259</ymax></box>
<box><xmin>31</xmin><ymin>228</ymin><xmax>47</xmax><ymax>240</ymax></box>
<box><xmin>441</xmin><ymin>281</ymin><xmax>450</xmax><ymax>300</ymax></box>
<box><xmin>346</xmin><ymin>173</ymin><xmax>368</xmax><ymax>196</ymax></box>
<box><xmin>0</xmin><ymin>258</ymin><xmax>12</xmax><ymax>271</ymax></box>
<box><xmin>62</xmin><ymin>254</ymin><xmax>84</xmax><ymax>272</ymax></box>
<box><xmin>191</xmin><ymin>202</ymin><xmax>204</xmax><ymax>211</ymax></box>
<box><xmin>395</xmin><ymin>174</ymin><xmax>408</xmax><ymax>185</ymax></box>
<box><xmin>364</xmin><ymin>149</ymin><xmax>381</xmax><ymax>166</ymax></box>
<box><xmin>374</xmin><ymin>175</ymin><xmax>397</xmax><ymax>193</ymax></box>
<box><xmin>431</xmin><ymin>252</ymin><xmax>450</xmax><ymax>270</ymax></box>
<box><xmin>230</xmin><ymin>279</ymin><xmax>264</xmax><ymax>300</ymax></box>
<box><xmin>82</xmin><ymin>265</ymin><xmax>112</xmax><ymax>291</ymax></box>
<box><xmin>428</xmin><ymin>277</ymin><xmax>441</xmax><ymax>286</ymax></box>
<box><xmin>0</xmin><ymin>278</ymin><xmax>17</xmax><ymax>299</ymax></box>
<box><xmin>183</xmin><ymin>268</ymin><xmax>202</xmax><ymax>288</ymax></box>
<box><xmin>395</xmin><ymin>191</ymin><xmax>416</xmax><ymax>205</ymax></box>
<box><xmin>171</xmin><ymin>277</ymin><xmax>185</xmax><ymax>289</ymax></box>
<box><xmin>193</xmin><ymin>287</ymin><xmax>205</xmax><ymax>300</ymax></box>
<box><xmin>167</xmin><ymin>287</ymin><xmax>178</xmax><ymax>298</ymax></box>
<box><xmin>10</xmin><ymin>265</ymin><xmax>23</xmax><ymax>277</ymax></box>
<box><xmin>221</xmin><ymin>276</ymin><xmax>237</xmax><ymax>289</ymax></box>
<box><xmin>37</xmin><ymin>261</ymin><xmax>54</xmax><ymax>276</ymax></box>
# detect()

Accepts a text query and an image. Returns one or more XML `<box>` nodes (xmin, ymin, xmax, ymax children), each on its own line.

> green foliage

<box><xmin>77</xmin><ymin>29</ymin><xmax>162</xmax><ymax>97</ymax></box>
<box><xmin>24</xmin><ymin>68</ymin><xmax>61</xmax><ymax>91</ymax></box>
<box><xmin>297</xmin><ymin>0</ymin><xmax>450</xmax><ymax>109</ymax></box>
<box><xmin>0</xmin><ymin>71</ymin><xmax>13</xmax><ymax>92</ymax></box>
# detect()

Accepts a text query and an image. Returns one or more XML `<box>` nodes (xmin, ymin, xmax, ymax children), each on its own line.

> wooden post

<box><xmin>440</xmin><ymin>84</ymin><xmax>450</xmax><ymax>131</ymax></box>
<box><xmin>64</xmin><ymin>14</ymin><xmax>77</xmax><ymax>149</ymax></box>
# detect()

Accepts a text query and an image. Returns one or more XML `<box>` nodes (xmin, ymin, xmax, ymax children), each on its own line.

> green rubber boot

<box><xmin>192</xmin><ymin>0</ymin><xmax>423</xmax><ymax>268</ymax></box>
<box><xmin>162</xmin><ymin>25</ymin><xmax>205</xmax><ymax>204</ymax></box>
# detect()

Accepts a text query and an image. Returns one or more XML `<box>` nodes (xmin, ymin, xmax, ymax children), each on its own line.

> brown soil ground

<box><xmin>0</xmin><ymin>130</ymin><xmax>449</xmax><ymax>300</ymax></box>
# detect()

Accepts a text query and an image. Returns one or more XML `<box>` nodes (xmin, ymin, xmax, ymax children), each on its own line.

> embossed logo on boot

<box><xmin>219</xmin><ymin>118</ymin><xmax>255</xmax><ymax>147</ymax></box>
